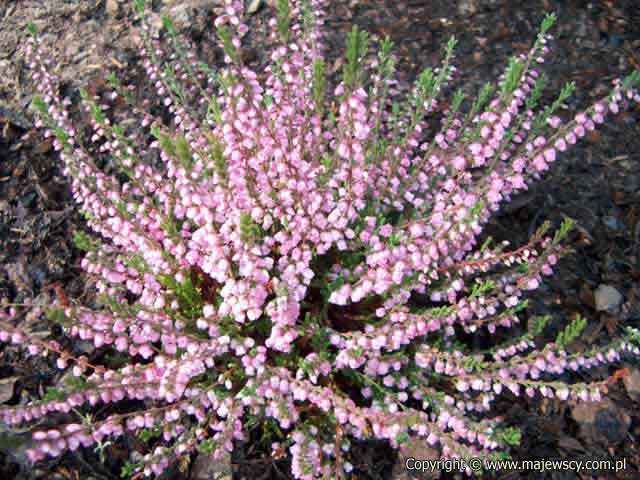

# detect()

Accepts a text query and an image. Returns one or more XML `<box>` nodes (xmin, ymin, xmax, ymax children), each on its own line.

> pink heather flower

<box><xmin>554</xmin><ymin>138</ymin><xmax>567</xmax><ymax>151</ymax></box>
<box><xmin>203</xmin><ymin>304</ymin><xmax>216</xmax><ymax>318</ymax></box>
<box><xmin>469</xmin><ymin>143</ymin><xmax>482</xmax><ymax>156</ymax></box>
<box><xmin>457</xmin><ymin>380</ymin><xmax>469</xmax><ymax>392</ymax></box>
<box><xmin>379</xmin><ymin>224</ymin><xmax>393</xmax><ymax>237</ymax></box>
<box><xmin>452</xmin><ymin>155</ymin><xmax>466</xmax><ymax>170</ymax></box>
<box><xmin>533</xmin><ymin>136</ymin><xmax>546</xmax><ymax>148</ymax></box>
<box><xmin>5</xmin><ymin>10</ymin><xmax>639</xmax><ymax>480</ymax></box>
<box><xmin>547</xmin><ymin>116</ymin><xmax>561</xmax><ymax>128</ymax></box>
<box><xmin>543</xmin><ymin>148</ymin><xmax>556</xmax><ymax>162</ymax></box>
<box><xmin>471</xmin><ymin>378</ymin><xmax>484</xmax><ymax>390</ymax></box>
<box><xmin>526</xmin><ymin>278</ymin><xmax>539</xmax><ymax>290</ymax></box>
<box><xmin>532</xmin><ymin>155</ymin><xmax>547</xmax><ymax>172</ymax></box>
<box><xmin>556</xmin><ymin>387</ymin><xmax>569</xmax><ymax>400</ymax></box>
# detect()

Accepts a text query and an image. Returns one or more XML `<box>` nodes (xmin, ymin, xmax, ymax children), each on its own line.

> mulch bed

<box><xmin>1</xmin><ymin>0</ymin><xmax>639</xmax><ymax>478</ymax></box>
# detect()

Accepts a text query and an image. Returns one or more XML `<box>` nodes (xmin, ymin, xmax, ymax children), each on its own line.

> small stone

<box><xmin>192</xmin><ymin>452</ymin><xmax>232</xmax><ymax>480</ymax></box>
<box><xmin>623</xmin><ymin>368</ymin><xmax>640</xmax><ymax>402</ymax></box>
<box><xmin>571</xmin><ymin>398</ymin><xmax>630</xmax><ymax>447</ymax></box>
<box><xmin>594</xmin><ymin>284</ymin><xmax>623</xmax><ymax>313</ymax></box>
<box><xmin>247</xmin><ymin>0</ymin><xmax>262</xmax><ymax>14</ymax></box>
<box><xmin>457</xmin><ymin>0</ymin><xmax>476</xmax><ymax>16</ymax></box>
<box><xmin>106</xmin><ymin>0</ymin><xmax>120</xmax><ymax>16</ymax></box>
<box><xmin>170</xmin><ymin>6</ymin><xmax>192</xmax><ymax>30</ymax></box>
<box><xmin>603</xmin><ymin>216</ymin><xmax>624</xmax><ymax>231</ymax></box>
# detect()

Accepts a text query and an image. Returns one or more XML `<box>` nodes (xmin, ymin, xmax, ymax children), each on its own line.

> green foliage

<box><xmin>133</xmin><ymin>0</ymin><xmax>147</xmax><ymax>15</ymax></box>
<box><xmin>0</xmin><ymin>433</ymin><xmax>26</xmax><ymax>453</ymax></box>
<box><xmin>495</xmin><ymin>426</ymin><xmax>522</xmax><ymax>446</ymax></box>
<box><xmin>216</xmin><ymin>25</ymin><xmax>239</xmax><ymax>63</ymax></box>
<box><xmin>343</xmin><ymin>26</ymin><xmax>369</xmax><ymax>88</ymax></box>
<box><xmin>555</xmin><ymin>314</ymin><xmax>587</xmax><ymax>347</ymax></box>
<box><xmin>31</xmin><ymin>96</ymin><xmax>47</xmax><ymax>115</ymax></box>
<box><xmin>501</xmin><ymin>57</ymin><xmax>525</xmax><ymax>98</ymax></box>
<box><xmin>104</xmin><ymin>352</ymin><xmax>129</xmax><ymax>369</ymax></box>
<box><xmin>239</xmin><ymin>212</ymin><xmax>262</xmax><ymax>244</ymax></box>
<box><xmin>416</xmin><ymin>68</ymin><xmax>436</xmax><ymax>101</ymax></box>
<box><xmin>530</xmin><ymin>315</ymin><xmax>550</xmax><ymax>336</ymax></box>
<box><xmin>120</xmin><ymin>461</ymin><xmax>140</xmax><ymax>479</ymax></box>
<box><xmin>80</xmin><ymin>88</ymin><xmax>110</xmax><ymax>127</ymax></box>
<box><xmin>413</xmin><ymin>38</ymin><xmax>456</xmax><ymax>113</ymax></box>
<box><xmin>276</xmin><ymin>0</ymin><xmax>291</xmax><ymax>42</ymax></box>
<box><xmin>525</xmin><ymin>72</ymin><xmax>548</xmax><ymax>111</ymax></box>
<box><xmin>207</xmin><ymin>94</ymin><xmax>223</xmax><ymax>124</ymax></box>
<box><xmin>27</xmin><ymin>22</ymin><xmax>38</xmax><ymax>37</ymax></box>
<box><xmin>466</xmin><ymin>200</ymin><xmax>486</xmax><ymax>221</ymax></box>
<box><xmin>395</xmin><ymin>431</ymin><xmax>410</xmax><ymax>445</ymax></box>
<box><xmin>73</xmin><ymin>231</ymin><xmax>98</xmax><ymax>252</ymax></box>
<box><xmin>312</xmin><ymin>59</ymin><xmax>326</xmax><ymax>107</ymax></box>
<box><xmin>42</xmin><ymin>386</ymin><xmax>66</xmax><ymax>402</ymax></box>
<box><xmin>310</xmin><ymin>328</ymin><xmax>331</xmax><ymax>352</ymax></box>
<box><xmin>315</xmin><ymin>154</ymin><xmax>335</xmax><ymax>186</ymax></box>
<box><xmin>627</xmin><ymin>326</ymin><xmax>640</xmax><ymax>346</ymax></box>
<box><xmin>432</xmin><ymin>305</ymin><xmax>456</xmax><ymax>317</ymax></box>
<box><xmin>157</xmin><ymin>273</ymin><xmax>203</xmax><ymax>319</ymax></box>
<box><xmin>151</xmin><ymin>127</ymin><xmax>181</xmax><ymax>162</ymax></box>
<box><xmin>469</xmin><ymin>279</ymin><xmax>495</xmax><ymax>299</ymax></box>
<box><xmin>106</xmin><ymin>71</ymin><xmax>119</xmax><ymax>88</ymax></box>
<box><xmin>196</xmin><ymin>438</ymin><xmax>216</xmax><ymax>454</ymax></box>
<box><xmin>124</xmin><ymin>254</ymin><xmax>150</xmax><ymax>275</ymax></box>
<box><xmin>622</xmin><ymin>70</ymin><xmax>640</xmax><ymax>91</ymax></box>
<box><xmin>63</xmin><ymin>374</ymin><xmax>91</xmax><ymax>392</ymax></box>
<box><xmin>469</xmin><ymin>82</ymin><xmax>494</xmax><ymax>121</ymax></box>
<box><xmin>322</xmin><ymin>274</ymin><xmax>344</xmax><ymax>301</ymax></box>
<box><xmin>45</xmin><ymin>307</ymin><xmax>69</xmax><ymax>326</ymax></box>
<box><xmin>238</xmin><ymin>382</ymin><xmax>258</xmax><ymax>398</ymax></box>
<box><xmin>532</xmin><ymin>81</ymin><xmax>575</xmax><ymax>131</ymax></box>
<box><xmin>174</xmin><ymin>135</ymin><xmax>193</xmax><ymax>169</ymax></box>
<box><xmin>138</xmin><ymin>425</ymin><xmax>162</xmax><ymax>442</ymax></box>
<box><xmin>539</xmin><ymin>12</ymin><xmax>557</xmax><ymax>36</ymax></box>
<box><xmin>207</xmin><ymin>135</ymin><xmax>228</xmax><ymax>180</ymax></box>
<box><xmin>460</xmin><ymin>355</ymin><xmax>483</xmax><ymax>372</ymax></box>
<box><xmin>480</xmin><ymin>236</ymin><xmax>493</xmax><ymax>253</ymax></box>
<box><xmin>532</xmin><ymin>220</ymin><xmax>551</xmax><ymax>241</ymax></box>
<box><xmin>552</xmin><ymin>217</ymin><xmax>575</xmax><ymax>244</ymax></box>
<box><xmin>161</xmin><ymin>14</ymin><xmax>177</xmax><ymax>36</ymax></box>
<box><xmin>451</xmin><ymin>89</ymin><xmax>465</xmax><ymax>113</ymax></box>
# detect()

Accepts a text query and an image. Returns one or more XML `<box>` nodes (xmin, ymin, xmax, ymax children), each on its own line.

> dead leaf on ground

<box><xmin>557</xmin><ymin>435</ymin><xmax>586</xmax><ymax>454</ymax></box>
<box><xmin>571</xmin><ymin>398</ymin><xmax>631</xmax><ymax>447</ymax></box>
<box><xmin>623</xmin><ymin>368</ymin><xmax>640</xmax><ymax>402</ymax></box>
<box><xmin>0</xmin><ymin>377</ymin><xmax>18</xmax><ymax>403</ymax></box>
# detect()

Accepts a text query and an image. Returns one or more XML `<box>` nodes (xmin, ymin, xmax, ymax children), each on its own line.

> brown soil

<box><xmin>1</xmin><ymin>0</ymin><xmax>639</xmax><ymax>479</ymax></box>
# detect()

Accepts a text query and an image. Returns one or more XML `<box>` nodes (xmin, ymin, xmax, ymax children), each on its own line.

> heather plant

<box><xmin>2</xmin><ymin>0</ymin><xmax>640</xmax><ymax>478</ymax></box>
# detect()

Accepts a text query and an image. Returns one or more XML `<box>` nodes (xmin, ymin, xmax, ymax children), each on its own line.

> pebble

<box><xmin>594</xmin><ymin>284</ymin><xmax>623</xmax><ymax>313</ymax></box>
<box><xmin>106</xmin><ymin>0</ymin><xmax>120</xmax><ymax>17</ymax></box>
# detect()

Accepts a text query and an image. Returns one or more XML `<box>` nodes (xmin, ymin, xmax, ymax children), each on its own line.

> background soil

<box><xmin>1</xmin><ymin>0</ymin><xmax>640</xmax><ymax>479</ymax></box>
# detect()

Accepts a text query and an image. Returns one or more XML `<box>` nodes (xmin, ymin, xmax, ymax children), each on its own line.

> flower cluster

<box><xmin>2</xmin><ymin>1</ymin><xmax>640</xmax><ymax>478</ymax></box>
